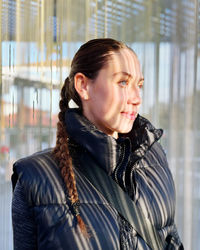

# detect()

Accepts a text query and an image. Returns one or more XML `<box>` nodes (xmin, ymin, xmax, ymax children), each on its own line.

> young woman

<box><xmin>12</xmin><ymin>38</ymin><xmax>184</xmax><ymax>249</ymax></box>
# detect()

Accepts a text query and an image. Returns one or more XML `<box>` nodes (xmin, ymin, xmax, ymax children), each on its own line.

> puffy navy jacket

<box><xmin>12</xmin><ymin>109</ymin><xmax>183</xmax><ymax>249</ymax></box>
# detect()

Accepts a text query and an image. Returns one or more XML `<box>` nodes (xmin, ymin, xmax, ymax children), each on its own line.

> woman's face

<box><xmin>83</xmin><ymin>48</ymin><xmax>144</xmax><ymax>138</ymax></box>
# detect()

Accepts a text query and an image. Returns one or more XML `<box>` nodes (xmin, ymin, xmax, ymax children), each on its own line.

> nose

<box><xmin>127</xmin><ymin>85</ymin><xmax>142</xmax><ymax>106</ymax></box>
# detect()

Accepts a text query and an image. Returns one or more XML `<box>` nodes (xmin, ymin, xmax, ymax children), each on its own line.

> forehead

<box><xmin>106</xmin><ymin>48</ymin><xmax>142</xmax><ymax>78</ymax></box>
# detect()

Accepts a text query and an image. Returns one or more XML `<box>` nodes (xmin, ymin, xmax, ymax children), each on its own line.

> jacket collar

<box><xmin>120</xmin><ymin>115</ymin><xmax>163</xmax><ymax>159</ymax></box>
<box><xmin>65</xmin><ymin>108</ymin><xmax>163</xmax><ymax>175</ymax></box>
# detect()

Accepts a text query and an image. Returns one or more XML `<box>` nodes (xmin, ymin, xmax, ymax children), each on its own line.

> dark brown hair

<box><xmin>53</xmin><ymin>38</ymin><xmax>129</xmax><ymax>237</ymax></box>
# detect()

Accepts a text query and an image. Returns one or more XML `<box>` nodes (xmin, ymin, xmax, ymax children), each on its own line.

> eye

<box><xmin>118</xmin><ymin>80</ymin><xmax>128</xmax><ymax>87</ymax></box>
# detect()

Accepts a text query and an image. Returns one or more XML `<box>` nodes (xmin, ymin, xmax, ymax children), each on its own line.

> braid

<box><xmin>53</xmin><ymin>77</ymin><xmax>89</xmax><ymax>238</ymax></box>
<box><xmin>52</xmin><ymin>38</ymin><xmax>128</xmax><ymax>239</ymax></box>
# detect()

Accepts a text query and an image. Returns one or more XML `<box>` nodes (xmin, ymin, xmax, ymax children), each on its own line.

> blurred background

<box><xmin>0</xmin><ymin>0</ymin><xmax>199</xmax><ymax>249</ymax></box>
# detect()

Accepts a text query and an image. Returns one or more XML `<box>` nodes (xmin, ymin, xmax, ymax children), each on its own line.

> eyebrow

<box><xmin>112</xmin><ymin>72</ymin><xmax>144</xmax><ymax>82</ymax></box>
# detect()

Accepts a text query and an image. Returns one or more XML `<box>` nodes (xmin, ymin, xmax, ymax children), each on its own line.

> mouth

<box><xmin>121</xmin><ymin>111</ymin><xmax>137</xmax><ymax>120</ymax></box>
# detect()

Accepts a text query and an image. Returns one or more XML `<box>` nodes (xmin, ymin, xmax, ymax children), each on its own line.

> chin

<box><xmin>117</xmin><ymin>125</ymin><xmax>133</xmax><ymax>134</ymax></box>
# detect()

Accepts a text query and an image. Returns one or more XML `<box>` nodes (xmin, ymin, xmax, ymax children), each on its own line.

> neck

<box><xmin>112</xmin><ymin>131</ymin><xmax>118</xmax><ymax>139</ymax></box>
<box><xmin>82</xmin><ymin>110</ymin><xmax>119</xmax><ymax>139</ymax></box>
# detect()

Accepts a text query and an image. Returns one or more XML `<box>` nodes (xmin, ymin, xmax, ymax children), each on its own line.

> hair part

<box><xmin>53</xmin><ymin>38</ymin><xmax>131</xmax><ymax>237</ymax></box>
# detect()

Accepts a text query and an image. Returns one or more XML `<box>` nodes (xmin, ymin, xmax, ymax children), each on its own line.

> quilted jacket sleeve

<box><xmin>12</xmin><ymin>181</ymin><xmax>37</xmax><ymax>250</ymax></box>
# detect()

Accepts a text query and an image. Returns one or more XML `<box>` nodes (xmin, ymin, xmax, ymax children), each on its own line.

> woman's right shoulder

<box><xmin>12</xmin><ymin>148</ymin><xmax>58</xmax><ymax>180</ymax></box>
<box><xmin>12</xmin><ymin>148</ymin><xmax>67</xmax><ymax>206</ymax></box>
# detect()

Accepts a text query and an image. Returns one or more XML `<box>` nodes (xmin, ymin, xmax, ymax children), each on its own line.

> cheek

<box><xmin>112</xmin><ymin>88</ymin><xmax>127</xmax><ymax>108</ymax></box>
<box><xmin>102</xmin><ymin>89</ymin><xmax>126</xmax><ymax>116</ymax></box>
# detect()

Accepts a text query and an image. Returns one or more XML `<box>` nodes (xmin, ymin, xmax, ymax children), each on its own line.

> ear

<box><xmin>74</xmin><ymin>73</ymin><xmax>90</xmax><ymax>100</ymax></box>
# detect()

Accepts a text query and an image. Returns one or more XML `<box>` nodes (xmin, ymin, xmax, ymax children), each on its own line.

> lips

<box><xmin>121</xmin><ymin>111</ymin><xmax>137</xmax><ymax>120</ymax></box>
